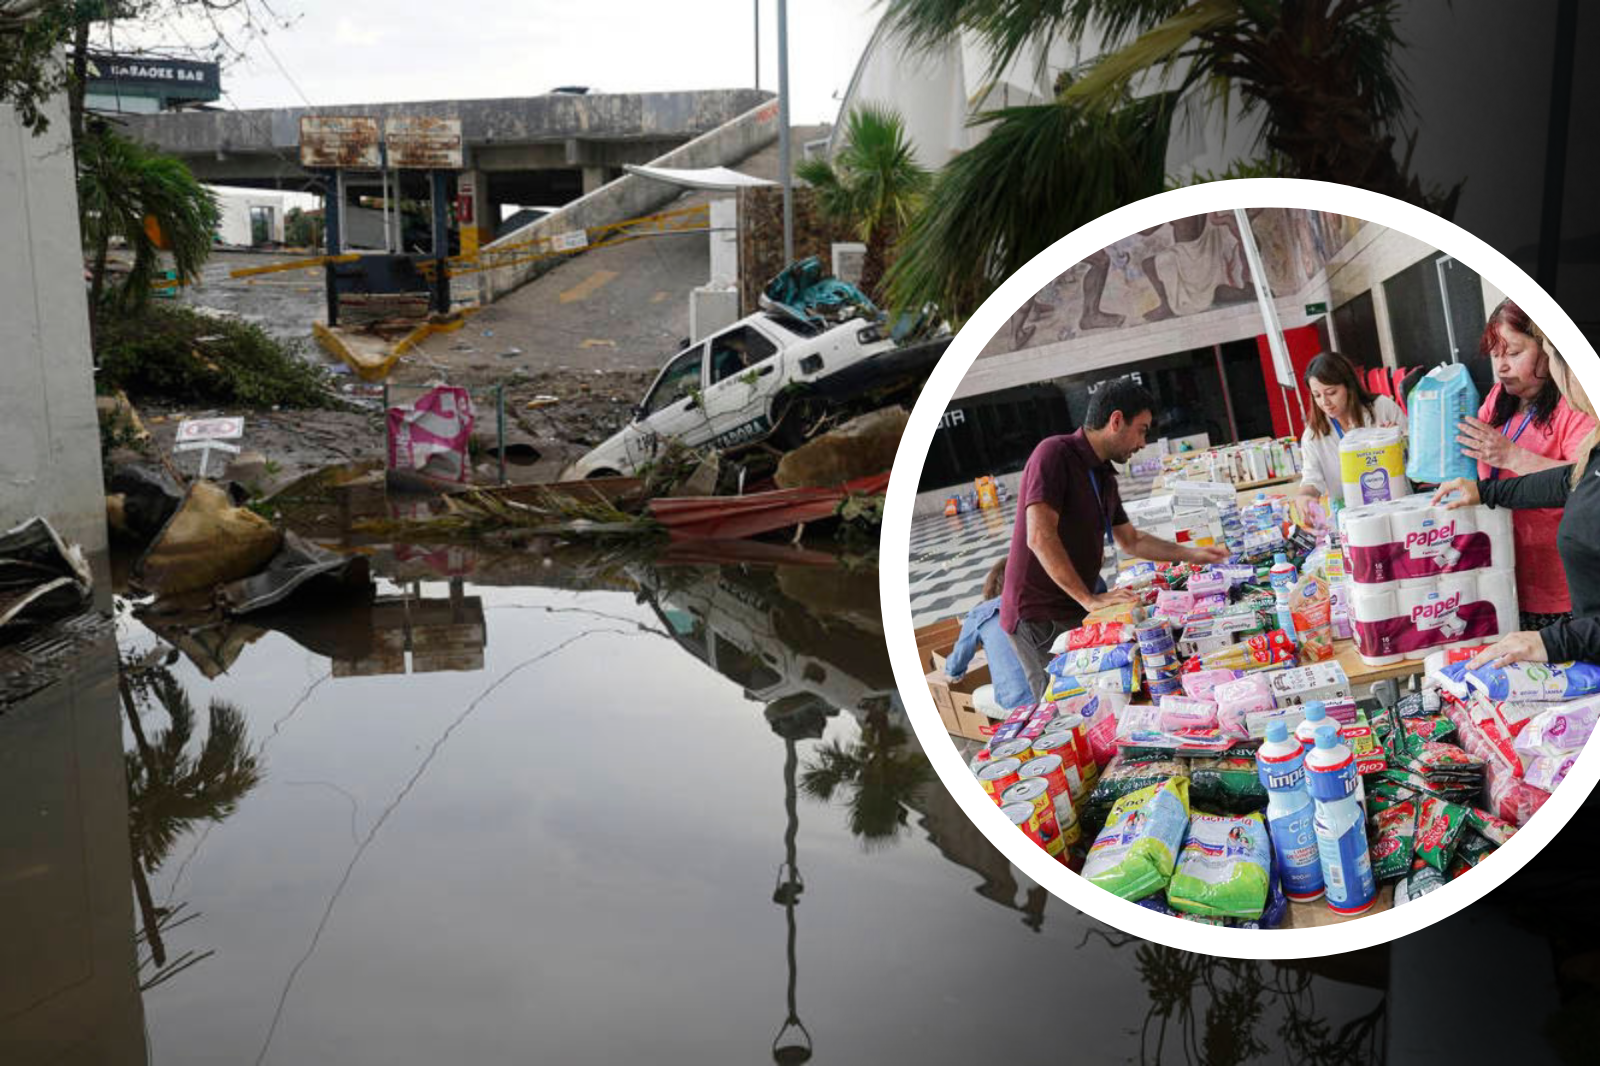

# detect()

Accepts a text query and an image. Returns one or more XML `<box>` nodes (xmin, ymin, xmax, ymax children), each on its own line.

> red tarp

<box><xmin>648</xmin><ymin>472</ymin><xmax>891</xmax><ymax>540</ymax></box>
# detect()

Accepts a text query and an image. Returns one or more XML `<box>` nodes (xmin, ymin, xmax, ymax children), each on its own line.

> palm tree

<box><xmin>122</xmin><ymin>664</ymin><xmax>262</xmax><ymax>972</ymax></box>
<box><xmin>77</xmin><ymin>126</ymin><xmax>219</xmax><ymax>314</ymax></box>
<box><xmin>883</xmin><ymin>85</ymin><xmax>1179</xmax><ymax>321</ymax></box>
<box><xmin>879</xmin><ymin>0</ymin><xmax>1455</xmax><ymax>321</ymax></box>
<box><xmin>800</xmin><ymin>705</ymin><xmax>932</xmax><ymax>847</ymax></box>
<box><xmin>795</xmin><ymin>105</ymin><xmax>930</xmax><ymax>304</ymax></box>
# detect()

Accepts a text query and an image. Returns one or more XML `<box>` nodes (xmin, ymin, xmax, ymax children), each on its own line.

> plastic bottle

<box><xmin>1296</xmin><ymin>702</ymin><xmax>1366</xmax><ymax>812</ymax></box>
<box><xmin>1251</xmin><ymin>492</ymin><xmax>1270</xmax><ymax>531</ymax></box>
<box><xmin>1305</xmin><ymin>725</ymin><xmax>1376</xmax><ymax>916</ymax></box>
<box><xmin>1269</xmin><ymin>552</ymin><xmax>1298</xmax><ymax>594</ymax></box>
<box><xmin>1274</xmin><ymin>585</ymin><xmax>1298</xmax><ymax>641</ymax></box>
<box><xmin>1293</xmin><ymin>700</ymin><xmax>1325</xmax><ymax>748</ymax></box>
<box><xmin>1255</xmin><ymin>720</ymin><xmax>1325</xmax><ymax>902</ymax></box>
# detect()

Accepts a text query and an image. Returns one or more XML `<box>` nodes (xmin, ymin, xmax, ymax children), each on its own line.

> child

<box><xmin>945</xmin><ymin>561</ymin><xmax>1034</xmax><ymax>711</ymax></box>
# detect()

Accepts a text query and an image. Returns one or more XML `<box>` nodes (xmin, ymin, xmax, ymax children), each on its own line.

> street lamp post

<box><xmin>777</xmin><ymin>0</ymin><xmax>793</xmax><ymax>267</ymax></box>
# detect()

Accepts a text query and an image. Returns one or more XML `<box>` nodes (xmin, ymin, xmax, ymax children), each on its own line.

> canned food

<box><xmin>1053</xmin><ymin>712</ymin><xmax>1095</xmax><ymax>771</ymax></box>
<box><xmin>989</xmin><ymin>738</ymin><xmax>1033</xmax><ymax>763</ymax></box>
<box><xmin>1019</xmin><ymin>754</ymin><xmax>1081</xmax><ymax>845</ymax></box>
<box><xmin>1000</xmin><ymin>796</ymin><xmax>1063</xmax><ymax>857</ymax></box>
<box><xmin>976</xmin><ymin>757</ymin><xmax>1023</xmax><ymax>803</ymax></box>
<box><xmin>1000</xmin><ymin>777</ymin><xmax>1063</xmax><ymax>854</ymax></box>
<box><xmin>1030</xmin><ymin>732</ymin><xmax>1084</xmax><ymax>794</ymax></box>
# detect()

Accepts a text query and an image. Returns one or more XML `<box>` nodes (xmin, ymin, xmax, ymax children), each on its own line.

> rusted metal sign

<box><xmin>384</xmin><ymin>117</ymin><xmax>463</xmax><ymax>169</ymax></box>
<box><xmin>299</xmin><ymin>116</ymin><xmax>380</xmax><ymax>168</ymax></box>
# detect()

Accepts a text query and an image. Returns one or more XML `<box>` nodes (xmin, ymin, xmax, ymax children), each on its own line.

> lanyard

<box><xmin>1087</xmin><ymin>468</ymin><xmax>1114</xmax><ymax>544</ymax></box>
<box><xmin>1331</xmin><ymin>417</ymin><xmax>1344</xmax><ymax>440</ymax></box>
<box><xmin>1488</xmin><ymin>409</ymin><xmax>1536</xmax><ymax>480</ymax></box>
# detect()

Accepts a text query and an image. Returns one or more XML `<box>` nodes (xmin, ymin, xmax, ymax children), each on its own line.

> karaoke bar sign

<box><xmin>86</xmin><ymin>52</ymin><xmax>220</xmax><ymax>92</ymax></box>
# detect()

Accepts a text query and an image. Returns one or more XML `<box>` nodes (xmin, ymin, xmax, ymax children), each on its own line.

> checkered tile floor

<box><xmin>908</xmin><ymin>499</ymin><xmax>1018</xmax><ymax>628</ymax></box>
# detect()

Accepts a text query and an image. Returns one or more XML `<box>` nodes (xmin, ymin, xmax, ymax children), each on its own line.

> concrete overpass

<box><xmin>119</xmin><ymin>88</ymin><xmax>774</xmax><ymax>221</ymax></box>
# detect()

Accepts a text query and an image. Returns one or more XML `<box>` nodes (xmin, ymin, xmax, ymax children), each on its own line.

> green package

<box><xmin>1414</xmin><ymin>795</ymin><xmax>1469</xmax><ymax>872</ymax></box>
<box><xmin>1189</xmin><ymin>755</ymin><xmax>1270</xmax><ymax>815</ymax></box>
<box><xmin>1084</xmin><ymin>756</ymin><xmax>1190</xmax><ymax>835</ymax></box>
<box><xmin>1466</xmin><ymin>808</ymin><xmax>1517</xmax><ymax>846</ymax></box>
<box><xmin>1395</xmin><ymin>861</ymin><xmax>1448</xmax><ymax>905</ymax></box>
<box><xmin>1369</xmin><ymin>799</ymin><xmax>1417</xmax><ymax>881</ymax></box>
<box><xmin>1082</xmin><ymin>777</ymin><xmax>1192</xmax><ymax>902</ymax></box>
<box><xmin>1167</xmin><ymin>811</ymin><xmax>1271</xmax><ymax>920</ymax></box>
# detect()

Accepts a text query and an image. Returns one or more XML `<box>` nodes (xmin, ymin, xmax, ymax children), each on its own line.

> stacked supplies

<box><xmin>1338</xmin><ymin>493</ymin><xmax>1518</xmax><ymax>666</ymax></box>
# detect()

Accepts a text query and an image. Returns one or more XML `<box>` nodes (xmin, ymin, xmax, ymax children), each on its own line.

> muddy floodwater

<box><xmin>7</xmin><ymin>541</ymin><xmax>1399</xmax><ymax>1064</ymax></box>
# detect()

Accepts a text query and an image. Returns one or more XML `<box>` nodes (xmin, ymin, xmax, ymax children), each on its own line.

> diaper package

<box><xmin>1405</xmin><ymin>363</ymin><xmax>1481</xmax><ymax>484</ymax></box>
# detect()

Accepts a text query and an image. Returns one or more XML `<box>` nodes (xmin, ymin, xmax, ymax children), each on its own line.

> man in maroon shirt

<box><xmin>1000</xmin><ymin>377</ymin><xmax>1230</xmax><ymax>700</ymax></box>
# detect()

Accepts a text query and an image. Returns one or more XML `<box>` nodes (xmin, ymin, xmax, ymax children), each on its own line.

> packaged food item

<box><xmin>1393</xmin><ymin>861</ymin><xmax>1448</xmax><ymax>904</ymax></box>
<box><xmin>1370</xmin><ymin>799</ymin><xmax>1418</xmax><ymax>880</ymax></box>
<box><xmin>1082</xmin><ymin>777</ymin><xmax>1192</xmax><ymax>901</ymax></box>
<box><xmin>1049</xmin><ymin>642</ymin><xmax>1140</xmax><ymax>679</ymax></box>
<box><xmin>1414</xmin><ymin>795</ymin><xmax>1469</xmax><ymax>872</ymax></box>
<box><xmin>1466</xmin><ymin>807</ymin><xmax>1518</xmax><ymax>846</ymax></box>
<box><xmin>1189</xmin><ymin>755</ymin><xmax>1270</xmax><ymax>814</ymax></box>
<box><xmin>1465</xmin><ymin>661</ymin><xmax>1600</xmax><ymax>703</ymax></box>
<box><xmin>1083</xmin><ymin>756</ymin><xmax>1190</xmax><ymax>834</ymax></box>
<box><xmin>1450</xmin><ymin>831</ymin><xmax>1495</xmax><ymax>877</ymax></box>
<box><xmin>1064</xmin><ymin>622</ymin><xmax>1138</xmax><ymax>650</ymax></box>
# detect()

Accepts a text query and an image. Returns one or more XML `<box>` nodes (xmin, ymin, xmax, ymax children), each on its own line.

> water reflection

<box><xmin>69</xmin><ymin>533</ymin><xmax>1402</xmax><ymax>1062</ymax></box>
<box><xmin>0</xmin><ymin>621</ymin><xmax>146</xmax><ymax>1064</ymax></box>
<box><xmin>121</xmin><ymin>656</ymin><xmax>262</xmax><ymax>989</ymax></box>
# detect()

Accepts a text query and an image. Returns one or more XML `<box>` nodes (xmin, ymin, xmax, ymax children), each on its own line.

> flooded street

<box><xmin>6</xmin><ymin>542</ymin><xmax>1388</xmax><ymax>1064</ymax></box>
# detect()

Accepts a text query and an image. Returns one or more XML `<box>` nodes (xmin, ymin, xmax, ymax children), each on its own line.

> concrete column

<box><xmin>457</xmin><ymin>168</ymin><xmax>492</xmax><ymax>258</ymax></box>
<box><xmin>0</xmin><ymin>86</ymin><xmax>109</xmax><ymax>571</ymax></box>
<box><xmin>582</xmin><ymin>166</ymin><xmax>606</xmax><ymax>195</ymax></box>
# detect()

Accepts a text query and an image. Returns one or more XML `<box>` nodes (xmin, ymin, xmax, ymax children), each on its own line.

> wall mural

<box><xmin>992</xmin><ymin>209</ymin><xmax>1366</xmax><ymax>355</ymax></box>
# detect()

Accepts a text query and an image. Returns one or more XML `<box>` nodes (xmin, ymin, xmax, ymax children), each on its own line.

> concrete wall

<box><xmin>120</xmin><ymin>89</ymin><xmax>774</xmax><ymax>186</ymax></box>
<box><xmin>482</xmin><ymin>98</ymin><xmax>782</xmax><ymax>302</ymax></box>
<box><xmin>212</xmin><ymin>187</ymin><xmax>287</xmax><ymax>246</ymax></box>
<box><xmin>0</xmin><ymin>87</ymin><xmax>109</xmax><ymax>563</ymax></box>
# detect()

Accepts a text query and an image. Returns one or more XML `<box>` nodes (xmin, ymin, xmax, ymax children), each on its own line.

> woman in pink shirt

<box><xmin>1457</xmin><ymin>299</ymin><xmax>1597</xmax><ymax>629</ymax></box>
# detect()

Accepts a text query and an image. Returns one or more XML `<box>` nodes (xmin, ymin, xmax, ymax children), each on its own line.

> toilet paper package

<box><xmin>1348</xmin><ymin>569</ymin><xmax>1518</xmax><ymax>664</ymax></box>
<box><xmin>1339</xmin><ymin>495</ymin><xmax>1513</xmax><ymax>586</ymax></box>
<box><xmin>1339</xmin><ymin>426</ymin><xmax>1410</xmax><ymax>505</ymax></box>
<box><xmin>1406</xmin><ymin>363</ymin><xmax>1481</xmax><ymax>484</ymax></box>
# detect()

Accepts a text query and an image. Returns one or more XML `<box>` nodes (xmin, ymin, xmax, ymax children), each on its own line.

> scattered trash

<box><xmin>526</xmin><ymin>396</ymin><xmax>561</xmax><ymax>409</ymax></box>
<box><xmin>498</xmin><ymin>348</ymin><xmax>525</xmax><ymax>359</ymax></box>
<box><xmin>0</xmin><ymin>517</ymin><xmax>92</xmax><ymax>636</ymax></box>
<box><xmin>133</xmin><ymin>481</ymin><xmax>283</xmax><ymax>597</ymax></box>
<box><xmin>218</xmin><ymin>530</ymin><xmax>372</xmax><ymax>615</ymax></box>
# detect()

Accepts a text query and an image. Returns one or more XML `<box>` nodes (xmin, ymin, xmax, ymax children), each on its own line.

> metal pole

<box><xmin>430</xmin><ymin>170</ymin><xmax>451</xmax><ymax>315</ymax></box>
<box><xmin>1213</xmin><ymin>343</ymin><xmax>1240</xmax><ymax>443</ymax></box>
<box><xmin>754</xmin><ymin>0</ymin><xmax>760</xmax><ymax>89</ymax></box>
<box><xmin>1234</xmin><ymin>208</ymin><xmax>1302</xmax><ymax>434</ymax></box>
<box><xmin>496</xmin><ymin>384</ymin><xmax>507</xmax><ymax>485</ymax></box>
<box><xmin>777</xmin><ymin>0</ymin><xmax>793</xmax><ymax>267</ymax></box>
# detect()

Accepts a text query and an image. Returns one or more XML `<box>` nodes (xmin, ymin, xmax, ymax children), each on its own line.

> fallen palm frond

<box><xmin>352</xmin><ymin>486</ymin><xmax>661</xmax><ymax>541</ymax></box>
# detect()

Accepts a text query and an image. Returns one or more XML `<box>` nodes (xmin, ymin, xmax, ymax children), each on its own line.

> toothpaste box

<box><xmin>1342</xmin><ymin>712</ymin><xmax>1388</xmax><ymax>775</ymax></box>
<box><xmin>1266</xmin><ymin>662</ymin><xmax>1352</xmax><ymax>707</ymax></box>
<box><xmin>1177</xmin><ymin>619</ymin><xmax>1238</xmax><ymax>658</ymax></box>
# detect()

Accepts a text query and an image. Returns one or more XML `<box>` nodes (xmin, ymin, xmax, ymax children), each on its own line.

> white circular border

<box><xmin>881</xmin><ymin>178</ymin><xmax>1600</xmax><ymax>959</ymax></box>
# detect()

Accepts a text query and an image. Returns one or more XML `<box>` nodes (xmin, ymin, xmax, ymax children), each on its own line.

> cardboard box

<box><xmin>927</xmin><ymin>668</ymin><xmax>1003</xmax><ymax>741</ymax></box>
<box><xmin>914</xmin><ymin>616</ymin><xmax>964</xmax><ymax>672</ymax></box>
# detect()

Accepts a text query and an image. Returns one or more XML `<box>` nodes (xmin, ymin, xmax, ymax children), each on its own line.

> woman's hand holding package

<box><xmin>1466</xmin><ymin>630</ymin><xmax>1549</xmax><ymax>670</ymax></box>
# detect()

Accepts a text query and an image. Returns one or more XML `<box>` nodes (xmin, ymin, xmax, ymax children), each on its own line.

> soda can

<box><xmin>1019</xmin><ymin>754</ymin><xmax>1081</xmax><ymax>845</ymax></box>
<box><xmin>976</xmin><ymin>757</ymin><xmax>1023</xmax><ymax>804</ymax></box>
<box><xmin>1001</xmin><ymin>778</ymin><xmax>1064</xmax><ymax>856</ymax></box>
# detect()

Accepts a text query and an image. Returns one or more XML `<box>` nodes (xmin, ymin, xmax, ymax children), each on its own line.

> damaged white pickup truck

<box><xmin>562</xmin><ymin>299</ymin><xmax>948</xmax><ymax>480</ymax></box>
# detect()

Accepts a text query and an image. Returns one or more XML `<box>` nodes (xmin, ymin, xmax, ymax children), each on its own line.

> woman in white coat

<box><xmin>1294</xmin><ymin>351</ymin><xmax>1407</xmax><ymax>507</ymax></box>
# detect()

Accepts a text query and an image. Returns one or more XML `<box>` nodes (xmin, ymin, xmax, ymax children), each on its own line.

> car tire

<box><xmin>771</xmin><ymin>392</ymin><xmax>822</xmax><ymax>451</ymax></box>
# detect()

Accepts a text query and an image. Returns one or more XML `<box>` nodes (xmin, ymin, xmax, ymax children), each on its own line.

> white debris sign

<box><xmin>174</xmin><ymin>417</ymin><xmax>245</xmax><ymax>477</ymax></box>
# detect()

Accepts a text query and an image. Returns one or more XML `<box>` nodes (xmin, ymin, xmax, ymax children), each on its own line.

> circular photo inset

<box><xmin>882</xmin><ymin>179</ymin><xmax>1600</xmax><ymax>958</ymax></box>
